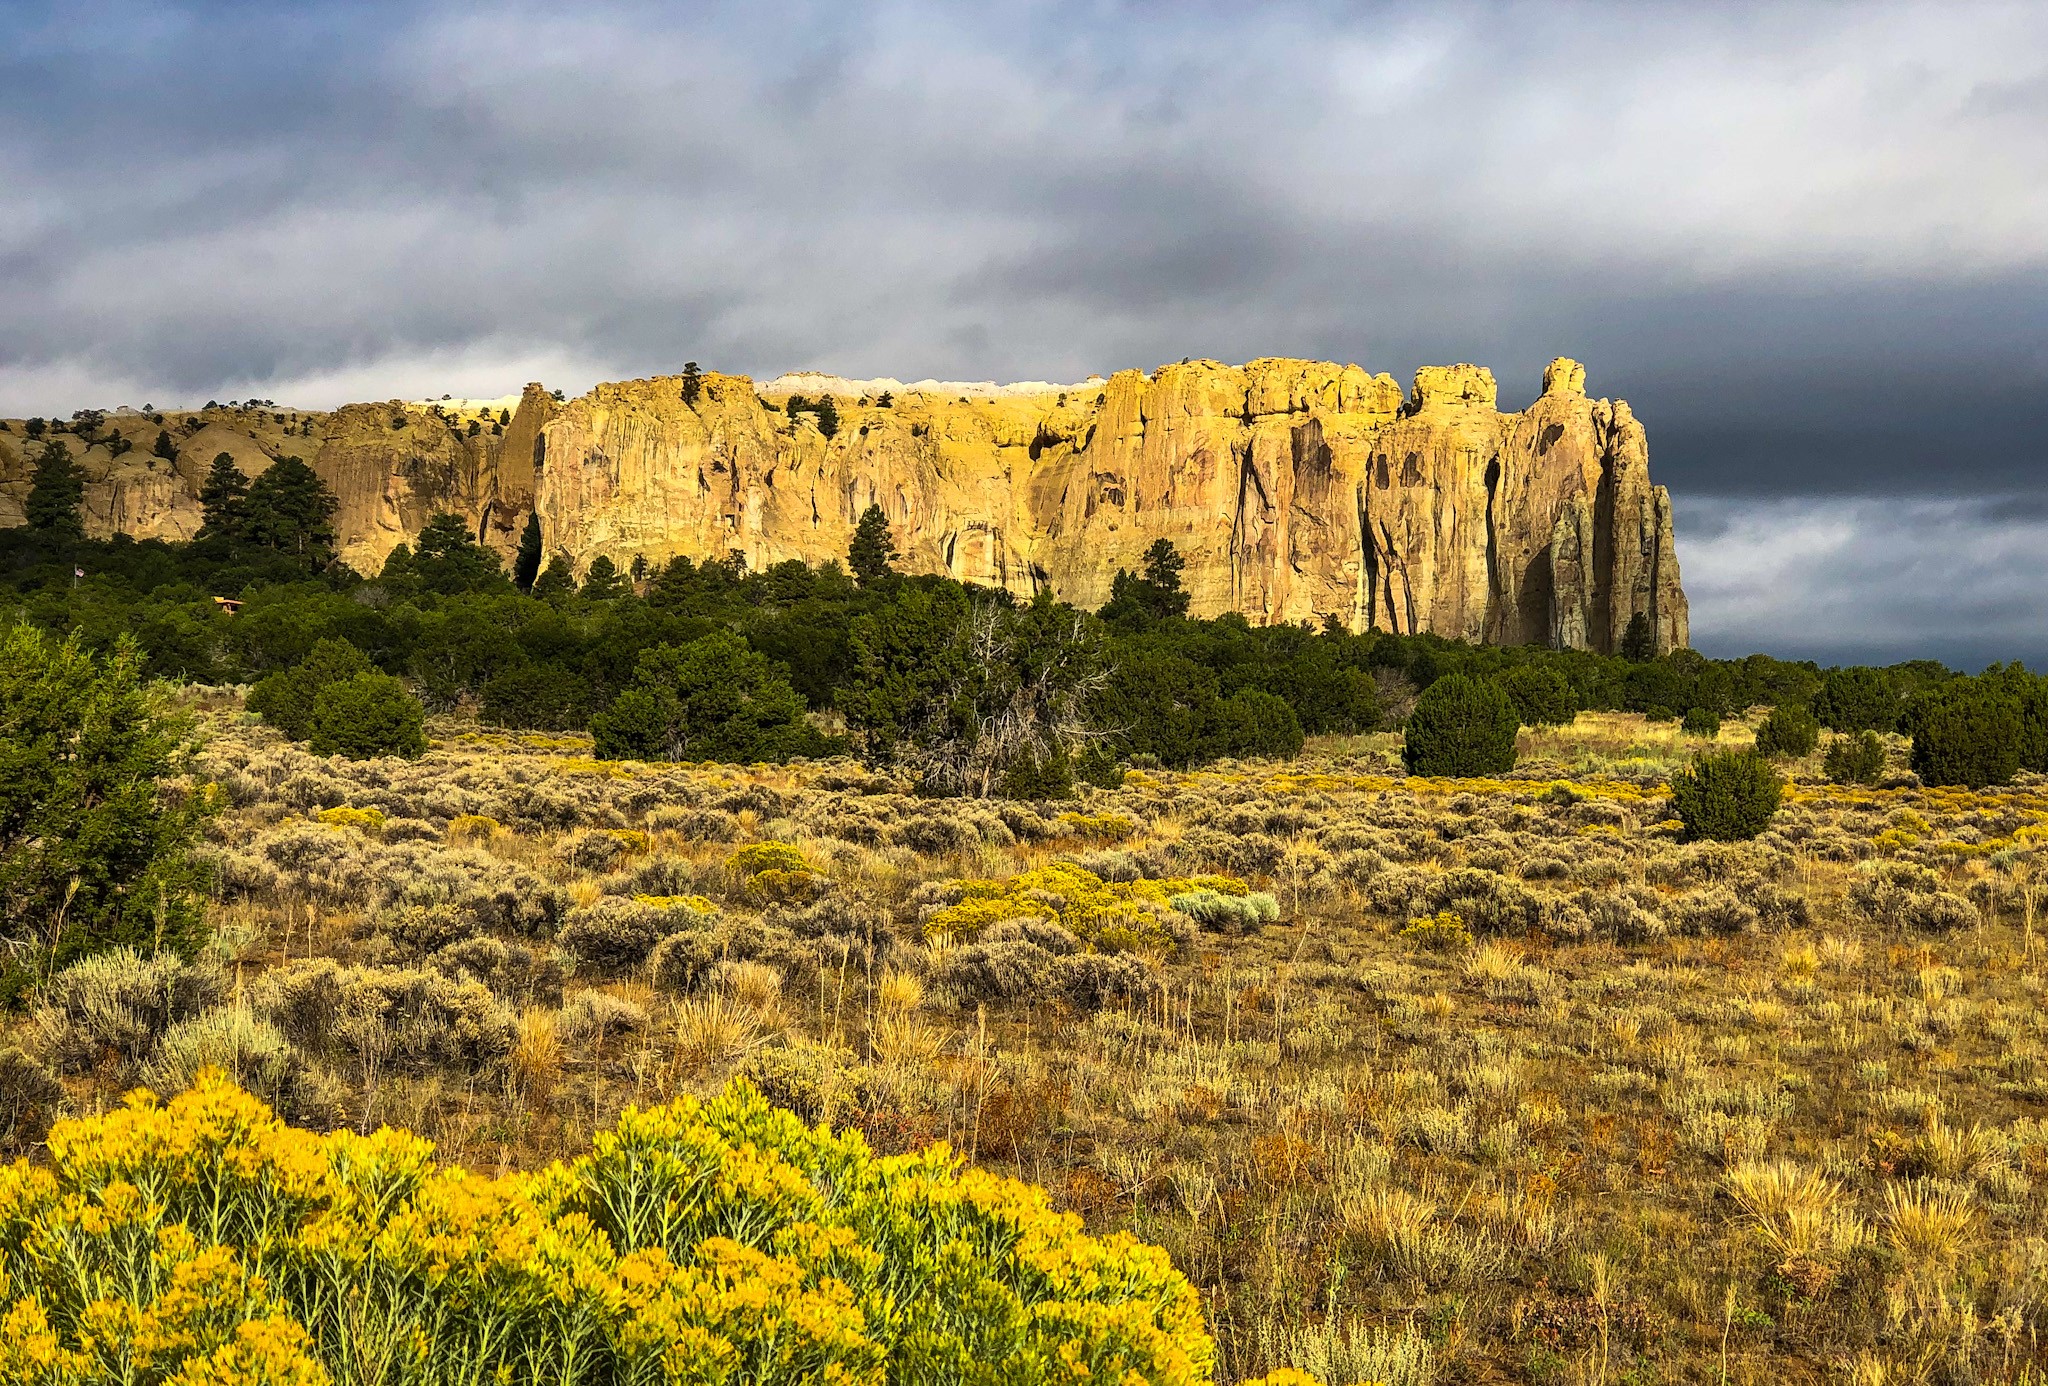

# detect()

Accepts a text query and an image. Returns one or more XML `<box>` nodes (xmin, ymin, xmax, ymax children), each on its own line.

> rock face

<box><xmin>0</xmin><ymin>357</ymin><xmax>1687</xmax><ymax>652</ymax></box>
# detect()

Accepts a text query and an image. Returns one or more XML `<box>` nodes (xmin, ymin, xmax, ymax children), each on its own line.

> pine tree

<box><xmin>410</xmin><ymin>512</ymin><xmax>505</xmax><ymax>594</ymax></box>
<box><xmin>815</xmin><ymin>396</ymin><xmax>840</xmax><ymax>439</ymax></box>
<box><xmin>25</xmin><ymin>441</ymin><xmax>85</xmax><ymax>540</ymax></box>
<box><xmin>681</xmin><ymin>361</ymin><xmax>703</xmax><ymax>407</ymax></box>
<box><xmin>533</xmin><ymin>553</ymin><xmax>577</xmax><ymax>603</ymax></box>
<box><xmin>630</xmin><ymin>553</ymin><xmax>649</xmax><ymax>584</ymax></box>
<box><xmin>580</xmin><ymin>555</ymin><xmax>628</xmax><ymax>600</ymax></box>
<box><xmin>1620</xmin><ymin>611</ymin><xmax>1657</xmax><ymax>662</ymax></box>
<box><xmin>848</xmin><ymin>503</ymin><xmax>898</xmax><ymax>587</ymax></box>
<box><xmin>379</xmin><ymin>543</ymin><xmax>416</xmax><ymax>588</ymax></box>
<box><xmin>512</xmin><ymin>512</ymin><xmax>544</xmax><ymax>593</ymax></box>
<box><xmin>195</xmin><ymin>453</ymin><xmax>250</xmax><ymax>549</ymax></box>
<box><xmin>0</xmin><ymin>628</ymin><xmax>214</xmax><ymax>982</ymax></box>
<box><xmin>243</xmin><ymin>455</ymin><xmax>338</xmax><ymax>565</ymax></box>
<box><xmin>785</xmin><ymin>394</ymin><xmax>809</xmax><ymax>418</ymax></box>
<box><xmin>1140</xmin><ymin>539</ymin><xmax>1190</xmax><ymax>619</ymax></box>
<box><xmin>152</xmin><ymin>429</ymin><xmax>178</xmax><ymax>461</ymax></box>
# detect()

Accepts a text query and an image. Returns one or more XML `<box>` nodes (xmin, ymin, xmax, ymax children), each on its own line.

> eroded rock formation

<box><xmin>0</xmin><ymin>356</ymin><xmax>1687</xmax><ymax>652</ymax></box>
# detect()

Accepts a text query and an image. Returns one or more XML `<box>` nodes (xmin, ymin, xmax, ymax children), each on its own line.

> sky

<box><xmin>2</xmin><ymin>0</ymin><xmax>2044</xmax><ymax>668</ymax></box>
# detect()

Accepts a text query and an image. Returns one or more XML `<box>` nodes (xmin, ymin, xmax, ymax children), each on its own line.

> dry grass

<box><xmin>7</xmin><ymin>703</ymin><xmax>2048</xmax><ymax>1383</ymax></box>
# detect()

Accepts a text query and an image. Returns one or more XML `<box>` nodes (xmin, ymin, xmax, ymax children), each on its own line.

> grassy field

<box><xmin>12</xmin><ymin>698</ymin><xmax>2048</xmax><ymax>1385</ymax></box>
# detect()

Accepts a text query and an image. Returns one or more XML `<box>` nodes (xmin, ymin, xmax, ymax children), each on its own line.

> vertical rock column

<box><xmin>1597</xmin><ymin>398</ymin><xmax>1688</xmax><ymax>654</ymax></box>
<box><xmin>1548</xmin><ymin>494</ymin><xmax>1595</xmax><ymax>650</ymax></box>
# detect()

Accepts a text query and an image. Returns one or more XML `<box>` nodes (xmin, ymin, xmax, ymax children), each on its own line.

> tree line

<box><xmin>4</xmin><ymin>434</ymin><xmax>2045</xmax><ymax>794</ymax></box>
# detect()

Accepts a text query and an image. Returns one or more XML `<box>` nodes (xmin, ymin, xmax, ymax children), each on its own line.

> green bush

<box><xmin>1502</xmin><ymin>665</ymin><xmax>1578</xmax><ymax>727</ymax></box>
<box><xmin>0</xmin><ymin>627</ymin><xmax>214</xmax><ymax>994</ymax></box>
<box><xmin>1402</xmin><ymin>675</ymin><xmax>1519</xmax><ymax>777</ymax></box>
<box><xmin>247</xmin><ymin>637</ymin><xmax>373</xmax><ymax>741</ymax></box>
<box><xmin>1910</xmin><ymin>687</ymin><xmax>2022</xmax><ymax>789</ymax></box>
<box><xmin>480</xmin><ymin>662</ymin><xmax>589</xmax><ymax>731</ymax></box>
<box><xmin>1669</xmin><ymin>749</ymin><xmax>1782</xmax><ymax>842</ymax></box>
<box><xmin>1170</xmin><ymin>888</ymin><xmax>1280</xmax><ymax>934</ymax></box>
<box><xmin>590</xmin><ymin>631</ymin><xmax>829</xmax><ymax>764</ymax></box>
<box><xmin>1822</xmin><ymin>731</ymin><xmax>1887</xmax><ymax>785</ymax></box>
<box><xmin>1681</xmin><ymin>706</ymin><xmax>1721</xmax><ymax>739</ymax></box>
<box><xmin>1752</xmin><ymin>703</ymin><xmax>1820</xmax><ymax>758</ymax></box>
<box><xmin>1210</xmin><ymin>689</ymin><xmax>1305</xmax><ymax>760</ymax></box>
<box><xmin>307</xmin><ymin>672</ymin><xmax>428</xmax><ymax>760</ymax></box>
<box><xmin>993</xmin><ymin>746</ymin><xmax>1076</xmax><ymax>800</ymax></box>
<box><xmin>1812</xmin><ymin>666</ymin><xmax>1899</xmax><ymax>732</ymax></box>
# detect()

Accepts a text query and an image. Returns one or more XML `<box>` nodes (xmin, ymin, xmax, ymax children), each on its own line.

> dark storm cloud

<box><xmin>1</xmin><ymin>0</ymin><xmax>2044</xmax><ymax>659</ymax></box>
<box><xmin>1680</xmin><ymin>495</ymin><xmax>2048</xmax><ymax>672</ymax></box>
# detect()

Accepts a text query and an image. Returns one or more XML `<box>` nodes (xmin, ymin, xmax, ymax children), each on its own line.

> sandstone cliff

<box><xmin>0</xmin><ymin>357</ymin><xmax>1687</xmax><ymax>652</ymax></box>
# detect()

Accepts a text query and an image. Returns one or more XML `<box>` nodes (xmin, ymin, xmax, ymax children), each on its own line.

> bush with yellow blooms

<box><xmin>0</xmin><ymin>1070</ymin><xmax>1218</xmax><ymax>1385</ymax></box>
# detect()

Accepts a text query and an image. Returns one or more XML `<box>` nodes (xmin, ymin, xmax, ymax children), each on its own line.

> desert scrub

<box><xmin>33</xmin><ymin>948</ymin><xmax>226</xmax><ymax>1078</ymax></box>
<box><xmin>559</xmin><ymin>895</ymin><xmax>715</xmax><ymax>972</ymax></box>
<box><xmin>1170</xmin><ymin>887</ymin><xmax>1280</xmax><ymax>935</ymax></box>
<box><xmin>314</xmin><ymin>803</ymin><xmax>387</xmax><ymax>833</ymax></box>
<box><xmin>920</xmin><ymin>861</ymin><xmax>1245</xmax><ymax>952</ymax></box>
<box><xmin>0</xmin><ymin>1071</ymin><xmax>1216</xmax><ymax>1386</ymax></box>
<box><xmin>1401</xmin><ymin>910</ymin><xmax>1474</xmax><ymax>952</ymax></box>
<box><xmin>1056</xmin><ymin>810</ymin><xmax>1136</xmax><ymax>842</ymax></box>
<box><xmin>724</xmin><ymin>841</ymin><xmax>823</xmax><ymax>904</ymax></box>
<box><xmin>252</xmin><ymin>958</ymin><xmax>515</xmax><ymax>1077</ymax></box>
<box><xmin>725</xmin><ymin>841</ymin><xmax>812</xmax><ymax>877</ymax></box>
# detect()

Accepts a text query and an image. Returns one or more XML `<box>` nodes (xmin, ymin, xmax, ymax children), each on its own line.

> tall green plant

<box><xmin>0</xmin><ymin>627</ymin><xmax>214</xmax><ymax>997</ymax></box>
<box><xmin>1669</xmin><ymin>748</ymin><xmax>1782</xmax><ymax>842</ymax></box>
<box><xmin>25</xmin><ymin>439</ymin><xmax>85</xmax><ymax>539</ymax></box>
<box><xmin>1402</xmin><ymin>675</ymin><xmax>1519</xmax><ymax>777</ymax></box>
<box><xmin>590</xmin><ymin>632</ymin><xmax>827</xmax><ymax>764</ymax></box>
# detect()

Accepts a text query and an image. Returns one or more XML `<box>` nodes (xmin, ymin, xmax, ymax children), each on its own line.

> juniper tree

<box><xmin>0</xmin><ymin>627</ymin><xmax>214</xmax><ymax>994</ymax></box>
<box><xmin>410</xmin><ymin>513</ymin><xmax>505</xmax><ymax>595</ymax></box>
<box><xmin>1620</xmin><ymin>611</ymin><xmax>1656</xmax><ymax>662</ymax></box>
<box><xmin>532</xmin><ymin>553</ymin><xmax>577</xmax><ymax>604</ymax></box>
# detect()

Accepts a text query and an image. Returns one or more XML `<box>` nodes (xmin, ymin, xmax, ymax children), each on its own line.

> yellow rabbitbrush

<box><xmin>922</xmin><ymin>862</ymin><xmax>1251</xmax><ymax>951</ymax></box>
<box><xmin>0</xmin><ymin>1072</ymin><xmax>1214</xmax><ymax>1386</ymax></box>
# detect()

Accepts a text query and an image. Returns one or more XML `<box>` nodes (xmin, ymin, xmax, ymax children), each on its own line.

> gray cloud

<box><xmin>1680</xmin><ymin>494</ymin><xmax>2048</xmax><ymax>670</ymax></box>
<box><xmin>1</xmin><ymin>0</ymin><xmax>2043</xmax><ymax>661</ymax></box>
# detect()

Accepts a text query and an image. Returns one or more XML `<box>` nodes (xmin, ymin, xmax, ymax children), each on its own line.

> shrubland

<box><xmin>1</xmin><ymin>691</ymin><xmax>2045</xmax><ymax>1382</ymax></box>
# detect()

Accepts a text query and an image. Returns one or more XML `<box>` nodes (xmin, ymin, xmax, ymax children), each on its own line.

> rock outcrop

<box><xmin>0</xmin><ymin>357</ymin><xmax>1687</xmax><ymax>652</ymax></box>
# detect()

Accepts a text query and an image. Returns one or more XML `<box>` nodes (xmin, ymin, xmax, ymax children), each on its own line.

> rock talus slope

<box><xmin>0</xmin><ymin>356</ymin><xmax>1686</xmax><ymax>651</ymax></box>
